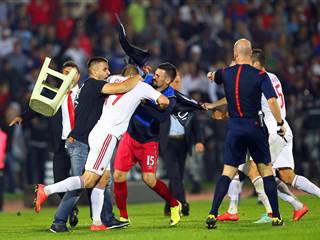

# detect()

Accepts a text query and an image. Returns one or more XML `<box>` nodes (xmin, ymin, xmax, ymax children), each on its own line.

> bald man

<box><xmin>204</xmin><ymin>39</ymin><xmax>285</xmax><ymax>229</ymax></box>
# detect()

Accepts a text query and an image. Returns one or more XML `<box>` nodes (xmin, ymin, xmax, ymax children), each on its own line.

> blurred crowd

<box><xmin>0</xmin><ymin>0</ymin><xmax>319</xmax><ymax>195</ymax></box>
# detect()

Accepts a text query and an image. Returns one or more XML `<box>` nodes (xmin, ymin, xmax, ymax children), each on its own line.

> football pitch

<box><xmin>0</xmin><ymin>195</ymin><xmax>319</xmax><ymax>240</ymax></box>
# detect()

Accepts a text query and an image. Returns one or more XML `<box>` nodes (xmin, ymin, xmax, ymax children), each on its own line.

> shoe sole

<box><xmin>272</xmin><ymin>221</ymin><xmax>284</xmax><ymax>226</ymax></box>
<box><xmin>49</xmin><ymin>228</ymin><xmax>69</xmax><ymax>233</ymax></box>
<box><xmin>69</xmin><ymin>222</ymin><xmax>78</xmax><ymax>228</ymax></box>
<box><xmin>170</xmin><ymin>221</ymin><xmax>179</xmax><ymax>226</ymax></box>
<box><xmin>49</xmin><ymin>228</ymin><xmax>57</xmax><ymax>234</ymax></box>
<box><xmin>217</xmin><ymin>218</ymin><xmax>239</xmax><ymax>221</ymax></box>
<box><xmin>34</xmin><ymin>185</ymin><xmax>40</xmax><ymax>213</ymax></box>
<box><xmin>272</xmin><ymin>223</ymin><xmax>284</xmax><ymax>226</ymax></box>
<box><xmin>253</xmin><ymin>220</ymin><xmax>272</xmax><ymax>224</ymax></box>
<box><xmin>107</xmin><ymin>222</ymin><xmax>130</xmax><ymax>229</ymax></box>
<box><xmin>206</xmin><ymin>222</ymin><xmax>217</xmax><ymax>229</ymax></box>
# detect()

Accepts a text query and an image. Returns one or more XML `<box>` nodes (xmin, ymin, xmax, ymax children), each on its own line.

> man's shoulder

<box><xmin>162</xmin><ymin>86</ymin><xmax>175</xmax><ymax>98</ymax></box>
<box><xmin>81</xmin><ymin>78</ymin><xmax>106</xmax><ymax>90</ymax></box>
<box><xmin>266</xmin><ymin>72</ymin><xmax>279</xmax><ymax>81</ymax></box>
<box><xmin>241</xmin><ymin>64</ymin><xmax>261</xmax><ymax>74</ymax></box>
<box><xmin>107</xmin><ymin>75</ymin><xmax>127</xmax><ymax>83</ymax></box>
<box><xmin>224</xmin><ymin>64</ymin><xmax>258</xmax><ymax>73</ymax></box>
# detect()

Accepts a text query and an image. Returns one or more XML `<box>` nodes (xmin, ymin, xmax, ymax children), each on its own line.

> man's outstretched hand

<box><xmin>9</xmin><ymin>117</ymin><xmax>23</xmax><ymax>126</ymax></box>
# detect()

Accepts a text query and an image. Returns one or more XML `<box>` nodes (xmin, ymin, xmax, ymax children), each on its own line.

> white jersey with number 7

<box><xmin>85</xmin><ymin>75</ymin><xmax>162</xmax><ymax>175</ymax></box>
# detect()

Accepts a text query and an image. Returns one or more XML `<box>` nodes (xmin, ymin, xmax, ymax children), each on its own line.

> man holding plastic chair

<box><xmin>10</xmin><ymin>60</ymin><xmax>82</xmax><ymax>230</ymax></box>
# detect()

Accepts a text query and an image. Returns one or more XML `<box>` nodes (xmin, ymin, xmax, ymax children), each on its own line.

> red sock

<box><xmin>114</xmin><ymin>181</ymin><xmax>128</xmax><ymax>218</ymax></box>
<box><xmin>152</xmin><ymin>179</ymin><xmax>178</xmax><ymax>207</ymax></box>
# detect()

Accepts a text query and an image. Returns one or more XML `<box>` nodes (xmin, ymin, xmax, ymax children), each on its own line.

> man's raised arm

<box><xmin>101</xmin><ymin>75</ymin><xmax>143</xmax><ymax>94</ymax></box>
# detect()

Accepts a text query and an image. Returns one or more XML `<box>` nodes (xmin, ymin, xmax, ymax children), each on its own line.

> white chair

<box><xmin>29</xmin><ymin>57</ymin><xmax>76</xmax><ymax>116</ymax></box>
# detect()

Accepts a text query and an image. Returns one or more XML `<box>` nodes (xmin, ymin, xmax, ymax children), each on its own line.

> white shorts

<box><xmin>86</xmin><ymin>130</ymin><xmax>118</xmax><ymax>176</ymax></box>
<box><xmin>269</xmin><ymin>133</ymin><xmax>294</xmax><ymax>170</ymax></box>
<box><xmin>238</xmin><ymin>153</ymin><xmax>251</xmax><ymax>175</ymax></box>
<box><xmin>239</xmin><ymin>132</ymin><xmax>294</xmax><ymax>175</ymax></box>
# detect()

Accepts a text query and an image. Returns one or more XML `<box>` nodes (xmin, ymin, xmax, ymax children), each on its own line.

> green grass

<box><xmin>0</xmin><ymin>195</ymin><xmax>319</xmax><ymax>240</ymax></box>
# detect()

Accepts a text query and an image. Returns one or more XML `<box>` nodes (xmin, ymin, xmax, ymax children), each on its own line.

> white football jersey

<box><xmin>261</xmin><ymin>72</ymin><xmax>288</xmax><ymax>134</ymax></box>
<box><xmin>93</xmin><ymin>75</ymin><xmax>162</xmax><ymax>139</ymax></box>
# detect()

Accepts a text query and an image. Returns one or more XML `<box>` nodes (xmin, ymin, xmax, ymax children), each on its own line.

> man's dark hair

<box><xmin>121</xmin><ymin>64</ymin><xmax>139</xmax><ymax>77</ymax></box>
<box><xmin>252</xmin><ymin>48</ymin><xmax>265</xmax><ymax>67</ymax></box>
<box><xmin>157</xmin><ymin>62</ymin><xmax>177</xmax><ymax>81</ymax></box>
<box><xmin>87</xmin><ymin>56</ymin><xmax>108</xmax><ymax>69</ymax></box>
<box><xmin>62</xmin><ymin>60</ymin><xmax>80</xmax><ymax>73</ymax></box>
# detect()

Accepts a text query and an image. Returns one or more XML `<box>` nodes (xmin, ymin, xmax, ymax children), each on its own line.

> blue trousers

<box><xmin>53</xmin><ymin>139</ymin><xmax>114</xmax><ymax>226</ymax></box>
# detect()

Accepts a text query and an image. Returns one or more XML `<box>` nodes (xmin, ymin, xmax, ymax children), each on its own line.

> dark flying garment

<box><xmin>115</xmin><ymin>14</ymin><xmax>150</xmax><ymax>67</ymax></box>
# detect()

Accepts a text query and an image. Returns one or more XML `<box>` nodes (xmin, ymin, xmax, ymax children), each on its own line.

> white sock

<box><xmin>44</xmin><ymin>176</ymin><xmax>83</xmax><ymax>196</ymax></box>
<box><xmin>277</xmin><ymin>190</ymin><xmax>303</xmax><ymax>210</ymax></box>
<box><xmin>227</xmin><ymin>178</ymin><xmax>241</xmax><ymax>214</ymax></box>
<box><xmin>292</xmin><ymin>175</ymin><xmax>320</xmax><ymax>197</ymax></box>
<box><xmin>91</xmin><ymin>187</ymin><xmax>105</xmax><ymax>226</ymax></box>
<box><xmin>252</xmin><ymin>177</ymin><xmax>272</xmax><ymax>214</ymax></box>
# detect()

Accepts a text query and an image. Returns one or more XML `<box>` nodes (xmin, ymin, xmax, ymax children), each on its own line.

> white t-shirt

<box><xmin>261</xmin><ymin>72</ymin><xmax>291</xmax><ymax>134</ymax></box>
<box><xmin>61</xmin><ymin>85</ymin><xmax>79</xmax><ymax>140</ymax></box>
<box><xmin>94</xmin><ymin>75</ymin><xmax>162</xmax><ymax>139</ymax></box>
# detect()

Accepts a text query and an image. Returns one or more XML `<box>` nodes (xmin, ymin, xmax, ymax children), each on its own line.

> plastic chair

<box><xmin>29</xmin><ymin>57</ymin><xmax>77</xmax><ymax>116</ymax></box>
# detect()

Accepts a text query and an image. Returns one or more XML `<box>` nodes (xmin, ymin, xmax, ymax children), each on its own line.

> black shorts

<box><xmin>224</xmin><ymin>118</ymin><xmax>271</xmax><ymax>167</ymax></box>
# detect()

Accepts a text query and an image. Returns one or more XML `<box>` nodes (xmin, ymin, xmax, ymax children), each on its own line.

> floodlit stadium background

<box><xmin>0</xmin><ymin>0</ymin><xmax>319</xmax><ymax>208</ymax></box>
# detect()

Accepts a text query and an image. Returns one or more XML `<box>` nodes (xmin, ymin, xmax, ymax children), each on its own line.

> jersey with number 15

<box><xmin>261</xmin><ymin>72</ymin><xmax>287</xmax><ymax>134</ymax></box>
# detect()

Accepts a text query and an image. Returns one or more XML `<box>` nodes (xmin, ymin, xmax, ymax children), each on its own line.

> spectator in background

<box><xmin>181</xmin><ymin>62</ymin><xmax>210</xmax><ymax>102</ymax></box>
<box><xmin>127</xmin><ymin>0</ymin><xmax>146</xmax><ymax>34</ymax></box>
<box><xmin>142</xmin><ymin>11</ymin><xmax>167</xmax><ymax>43</ymax></box>
<box><xmin>55</xmin><ymin>3</ymin><xmax>75</xmax><ymax>44</ymax></box>
<box><xmin>0</xmin><ymin>1</ymin><xmax>8</xmax><ymax>26</ymax></box>
<box><xmin>108</xmin><ymin>41</ymin><xmax>126</xmax><ymax>74</ymax></box>
<box><xmin>64</xmin><ymin>37</ymin><xmax>87</xmax><ymax>72</ymax></box>
<box><xmin>0</xmin><ymin>59</ymin><xmax>26</xmax><ymax>102</ymax></box>
<box><xmin>0</xmin><ymin>127</ymin><xmax>7</xmax><ymax>211</ymax></box>
<box><xmin>27</xmin><ymin>0</ymin><xmax>51</xmax><ymax>27</ymax></box>
<box><xmin>168</xmin><ymin>37</ymin><xmax>187</xmax><ymax>66</ymax></box>
<box><xmin>43</xmin><ymin>25</ymin><xmax>63</xmax><ymax>58</ymax></box>
<box><xmin>24</xmin><ymin>115</ymin><xmax>48</xmax><ymax>184</ymax></box>
<box><xmin>98</xmin><ymin>0</ymin><xmax>125</xmax><ymax>25</ymax></box>
<box><xmin>160</xmin><ymin>72</ymin><xmax>205</xmax><ymax>216</ymax></box>
<box><xmin>7</xmin><ymin>40</ymin><xmax>32</xmax><ymax>74</ymax></box>
<box><xmin>13</xmin><ymin>19</ymin><xmax>33</xmax><ymax>53</ymax></box>
<box><xmin>0</xmin><ymin>29</ymin><xmax>15</xmax><ymax>58</ymax></box>
<box><xmin>2</xmin><ymin>102</ymin><xmax>25</xmax><ymax>193</ymax></box>
<box><xmin>9</xmin><ymin>61</ymin><xmax>81</xmax><ymax>231</ymax></box>
<box><xmin>93</xmin><ymin>34</ymin><xmax>113</xmax><ymax>59</ymax></box>
<box><xmin>73</xmin><ymin>21</ymin><xmax>92</xmax><ymax>58</ymax></box>
<box><xmin>0</xmin><ymin>0</ymin><xmax>318</xmax><ymax>187</ymax></box>
<box><xmin>0</xmin><ymin>82</ymin><xmax>10</xmax><ymax>117</ymax></box>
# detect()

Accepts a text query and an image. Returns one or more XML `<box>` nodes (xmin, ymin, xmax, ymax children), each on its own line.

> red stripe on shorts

<box><xmin>93</xmin><ymin>134</ymin><xmax>112</xmax><ymax>170</ymax></box>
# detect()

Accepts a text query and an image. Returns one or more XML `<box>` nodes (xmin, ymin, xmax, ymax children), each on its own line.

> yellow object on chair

<box><xmin>29</xmin><ymin>57</ymin><xmax>76</xmax><ymax>116</ymax></box>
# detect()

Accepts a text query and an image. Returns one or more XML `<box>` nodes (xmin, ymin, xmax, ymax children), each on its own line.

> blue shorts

<box><xmin>224</xmin><ymin>118</ymin><xmax>271</xmax><ymax>167</ymax></box>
